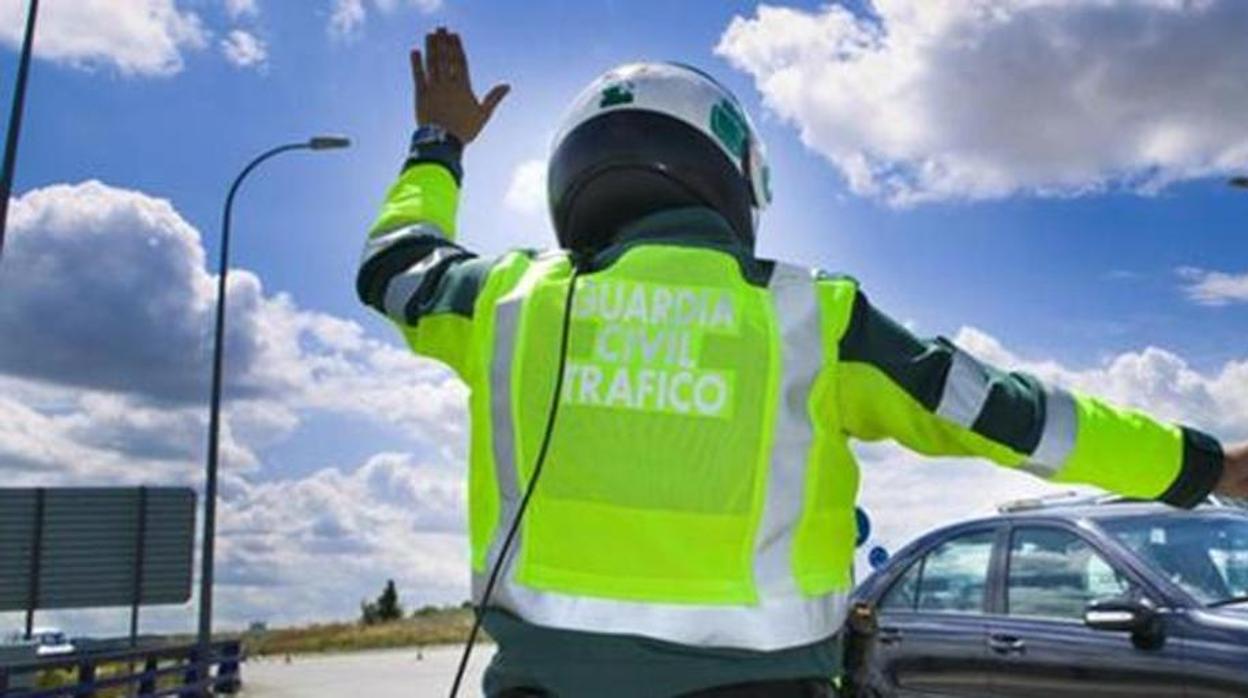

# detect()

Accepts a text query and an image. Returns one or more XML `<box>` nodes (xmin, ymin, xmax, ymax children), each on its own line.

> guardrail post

<box><xmin>213</xmin><ymin>641</ymin><xmax>242</xmax><ymax>694</ymax></box>
<box><xmin>180</xmin><ymin>647</ymin><xmax>201</xmax><ymax>698</ymax></box>
<box><xmin>139</xmin><ymin>654</ymin><xmax>158</xmax><ymax>697</ymax></box>
<box><xmin>74</xmin><ymin>660</ymin><xmax>96</xmax><ymax>698</ymax></box>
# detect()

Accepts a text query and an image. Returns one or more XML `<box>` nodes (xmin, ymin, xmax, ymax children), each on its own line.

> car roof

<box><xmin>937</xmin><ymin>501</ymin><xmax>1246</xmax><ymax>534</ymax></box>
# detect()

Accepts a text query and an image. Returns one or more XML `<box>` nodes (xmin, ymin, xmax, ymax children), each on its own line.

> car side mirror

<box><xmin>1084</xmin><ymin>598</ymin><xmax>1152</xmax><ymax>632</ymax></box>
<box><xmin>1084</xmin><ymin>598</ymin><xmax>1164</xmax><ymax>648</ymax></box>
<box><xmin>849</xmin><ymin>601</ymin><xmax>878</xmax><ymax>635</ymax></box>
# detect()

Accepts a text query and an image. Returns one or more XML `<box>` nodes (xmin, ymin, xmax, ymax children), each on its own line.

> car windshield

<box><xmin>1103</xmin><ymin>514</ymin><xmax>1248</xmax><ymax>606</ymax></box>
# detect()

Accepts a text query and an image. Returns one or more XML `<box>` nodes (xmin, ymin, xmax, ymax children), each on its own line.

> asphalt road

<box><xmin>241</xmin><ymin>645</ymin><xmax>495</xmax><ymax>697</ymax></box>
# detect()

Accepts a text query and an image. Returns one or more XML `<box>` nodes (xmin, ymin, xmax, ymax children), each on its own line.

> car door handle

<box><xmin>877</xmin><ymin>627</ymin><xmax>902</xmax><ymax>646</ymax></box>
<box><xmin>987</xmin><ymin>633</ymin><xmax>1026</xmax><ymax>655</ymax></box>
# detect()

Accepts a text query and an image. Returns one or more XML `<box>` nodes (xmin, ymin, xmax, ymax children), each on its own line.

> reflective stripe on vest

<box><xmin>474</xmin><ymin>259</ymin><xmax>848</xmax><ymax>651</ymax></box>
<box><xmin>482</xmin><ymin>252</ymin><xmax>568</xmax><ymax>580</ymax></box>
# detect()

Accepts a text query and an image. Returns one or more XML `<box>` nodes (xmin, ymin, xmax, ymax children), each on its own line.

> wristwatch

<box><xmin>405</xmin><ymin>124</ymin><xmax>464</xmax><ymax>183</ymax></box>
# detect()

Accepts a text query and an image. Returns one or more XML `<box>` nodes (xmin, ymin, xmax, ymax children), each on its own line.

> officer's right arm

<box><xmin>356</xmin><ymin>160</ymin><xmax>493</xmax><ymax>379</ymax></box>
<box><xmin>830</xmin><ymin>283</ymin><xmax>1224</xmax><ymax>509</ymax></box>
<box><xmin>355</xmin><ymin>27</ymin><xmax>511</xmax><ymax>379</ymax></box>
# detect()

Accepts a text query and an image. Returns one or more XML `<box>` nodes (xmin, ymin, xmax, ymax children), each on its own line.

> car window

<box><xmin>1007</xmin><ymin>527</ymin><xmax>1130</xmax><ymax>620</ymax></box>
<box><xmin>916</xmin><ymin>531</ymin><xmax>995</xmax><ymax>613</ymax></box>
<box><xmin>1104</xmin><ymin>515</ymin><xmax>1248</xmax><ymax>606</ymax></box>
<box><xmin>879</xmin><ymin>558</ymin><xmax>922</xmax><ymax>611</ymax></box>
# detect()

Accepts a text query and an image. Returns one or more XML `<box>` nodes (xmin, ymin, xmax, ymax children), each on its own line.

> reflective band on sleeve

<box><xmin>475</xmin><ymin>571</ymin><xmax>848</xmax><ymax>651</ymax></box>
<box><xmin>382</xmin><ymin>245</ymin><xmax>467</xmax><ymax>321</ymax></box>
<box><xmin>1021</xmin><ymin>386</ymin><xmax>1077</xmax><ymax>478</ymax></box>
<box><xmin>361</xmin><ymin>222</ymin><xmax>446</xmax><ymax>266</ymax></box>
<box><xmin>936</xmin><ymin>349</ymin><xmax>993</xmax><ymax>428</ymax></box>
<box><xmin>754</xmin><ymin>263</ymin><xmax>822</xmax><ymax>597</ymax></box>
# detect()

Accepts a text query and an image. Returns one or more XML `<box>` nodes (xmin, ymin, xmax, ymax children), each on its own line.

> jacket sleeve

<box><xmin>355</xmin><ymin>139</ymin><xmax>494</xmax><ymax>380</ymax></box>
<box><xmin>832</xmin><ymin>284</ymin><xmax>1224</xmax><ymax>508</ymax></box>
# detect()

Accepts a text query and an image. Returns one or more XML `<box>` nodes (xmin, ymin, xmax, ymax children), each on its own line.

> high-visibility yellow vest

<box><xmin>357</xmin><ymin>163</ymin><xmax>1224</xmax><ymax>651</ymax></box>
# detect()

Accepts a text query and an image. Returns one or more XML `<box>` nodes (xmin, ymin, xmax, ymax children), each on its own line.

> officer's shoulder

<box><xmin>762</xmin><ymin>259</ymin><xmax>860</xmax><ymax>291</ymax></box>
<box><xmin>491</xmin><ymin>247</ymin><xmax>569</xmax><ymax>268</ymax></box>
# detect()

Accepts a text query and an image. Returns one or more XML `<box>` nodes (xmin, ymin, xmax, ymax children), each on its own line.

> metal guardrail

<box><xmin>0</xmin><ymin>640</ymin><xmax>240</xmax><ymax>697</ymax></box>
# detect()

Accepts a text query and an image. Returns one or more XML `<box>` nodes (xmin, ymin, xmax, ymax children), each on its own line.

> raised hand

<box><xmin>411</xmin><ymin>27</ymin><xmax>509</xmax><ymax>144</ymax></box>
<box><xmin>1216</xmin><ymin>443</ymin><xmax>1248</xmax><ymax>499</ymax></box>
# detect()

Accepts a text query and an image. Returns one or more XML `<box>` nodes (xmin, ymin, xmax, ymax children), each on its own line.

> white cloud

<box><xmin>716</xmin><ymin>1</ymin><xmax>1248</xmax><ymax>205</ymax></box>
<box><xmin>0</xmin><ymin>178</ymin><xmax>471</xmax><ymax>502</ymax></box>
<box><xmin>328</xmin><ymin>0</ymin><xmax>442</xmax><ymax>40</ymax></box>
<box><xmin>0</xmin><ymin>0</ymin><xmax>207</xmax><ymax>77</ymax></box>
<box><xmin>224</xmin><ymin>0</ymin><xmax>259</xmax><ymax>20</ymax></box>
<box><xmin>220</xmin><ymin>29</ymin><xmax>267</xmax><ymax>69</ymax></box>
<box><xmin>0</xmin><ymin>179</ymin><xmax>472</xmax><ymax>629</ymax></box>
<box><xmin>503</xmin><ymin>159</ymin><xmax>548</xmax><ymax>217</ymax></box>
<box><xmin>1</xmin><ymin>180</ymin><xmax>467</xmax><ymax>444</ymax></box>
<box><xmin>328</xmin><ymin>0</ymin><xmax>366</xmax><ymax>38</ymax></box>
<box><xmin>1178</xmin><ymin>266</ymin><xmax>1248</xmax><ymax>306</ymax></box>
<box><xmin>214</xmin><ymin>452</ymin><xmax>469</xmax><ymax>625</ymax></box>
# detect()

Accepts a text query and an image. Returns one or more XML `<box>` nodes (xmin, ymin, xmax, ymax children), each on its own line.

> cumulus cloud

<box><xmin>328</xmin><ymin>0</ymin><xmax>442</xmax><ymax>40</ymax></box>
<box><xmin>0</xmin><ymin>180</ymin><xmax>472</xmax><ymax>628</ymax></box>
<box><xmin>0</xmin><ymin>178</ymin><xmax>472</xmax><ymax>540</ymax></box>
<box><xmin>0</xmin><ymin>181</ymin><xmax>467</xmax><ymax>446</ymax></box>
<box><xmin>214</xmin><ymin>452</ymin><xmax>468</xmax><ymax>624</ymax></box>
<box><xmin>224</xmin><ymin>0</ymin><xmax>259</xmax><ymax>20</ymax></box>
<box><xmin>954</xmin><ymin>326</ymin><xmax>1248</xmax><ymax>438</ymax></box>
<box><xmin>503</xmin><ymin>159</ymin><xmax>548</xmax><ymax>217</ymax></box>
<box><xmin>220</xmin><ymin>29</ymin><xmax>267</xmax><ymax>70</ymax></box>
<box><xmin>716</xmin><ymin>1</ymin><xmax>1248</xmax><ymax>205</ymax></box>
<box><xmin>3</xmin><ymin>181</ymin><xmax>276</xmax><ymax>402</ymax></box>
<box><xmin>0</xmin><ymin>0</ymin><xmax>207</xmax><ymax>77</ymax></box>
<box><xmin>1178</xmin><ymin>267</ymin><xmax>1248</xmax><ymax>306</ymax></box>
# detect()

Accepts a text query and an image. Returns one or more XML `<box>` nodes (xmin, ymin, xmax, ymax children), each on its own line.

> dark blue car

<box><xmin>844</xmin><ymin>497</ymin><xmax>1248</xmax><ymax>697</ymax></box>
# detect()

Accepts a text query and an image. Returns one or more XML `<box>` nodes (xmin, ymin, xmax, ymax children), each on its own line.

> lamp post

<box><xmin>197</xmin><ymin>136</ymin><xmax>350</xmax><ymax>679</ymax></box>
<box><xmin>0</xmin><ymin>0</ymin><xmax>39</xmax><ymax>262</ymax></box>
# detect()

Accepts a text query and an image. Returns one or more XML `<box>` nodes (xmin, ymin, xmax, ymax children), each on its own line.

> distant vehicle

<box><xmin>844</xmin><ymin>497</ymin><xmax>1248</xmax><ymax>697</ymax></box>
<box><xmin>3</xmin><ymin>627</ymin><xmax>76</xmax><ymax>657</ymax></box>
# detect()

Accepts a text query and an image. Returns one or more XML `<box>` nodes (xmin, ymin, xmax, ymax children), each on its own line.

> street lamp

<box><xmin>197</xmin><ymin>135</ymin><xmax>350</xmax><ymax>677</ymax></box>
<box><xmin>0</xmin><ymin>0</ymin><xmax>40</xmax><ymax>262</ymax></box>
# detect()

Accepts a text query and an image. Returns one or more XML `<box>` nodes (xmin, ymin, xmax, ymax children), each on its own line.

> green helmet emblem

<box><xmin>710</xmin><ymin>98</ymin><xmax>748</xmax><ymax>161</ymax></box>
<box><xmin>600</xmin><ymin>83</ymin><xmax>635</xmax><ymax>108</ymax></box>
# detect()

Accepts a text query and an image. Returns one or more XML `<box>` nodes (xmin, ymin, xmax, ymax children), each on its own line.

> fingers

<box><xmin>482</xmin><ymin>84</ymin><xmax>510</xmax><ymax>118</ymax></box>
<box><xmin>410</xmin><ymin>48</ymin><xmax>426</xmax><ymax>96</ymax></box>
<box><xmin>425</xmin><ymin>27</ymin><xmax>471</xmax><ymax>85</ymax></box>
<box><xmin>447</xmin><ymin>31</ymin><xmax>468</xmax><ymax>86</ymax></box>
<box><xmin>425</xmin><ymin>29</ymin><xmax>443</xmax><ymax>83</ymax></box>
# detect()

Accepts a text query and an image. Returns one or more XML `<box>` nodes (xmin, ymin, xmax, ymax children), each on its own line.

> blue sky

<box><xmin>1</xmin><ymin>0</ymin><xmax>1246</xmax><ymax>635</ymax></box>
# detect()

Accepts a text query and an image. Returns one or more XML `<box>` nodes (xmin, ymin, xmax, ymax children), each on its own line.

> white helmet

<box><xmin>547</xmin><ymin>62</ymin><xmax>770</xmax><ymax>253</ymax></box>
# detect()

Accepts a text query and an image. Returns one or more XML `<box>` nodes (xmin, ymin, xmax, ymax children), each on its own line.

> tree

<box><xmin>360</xmin><ymin>579</ymin><xmax>404</xmax><ymax>625</ymax></box>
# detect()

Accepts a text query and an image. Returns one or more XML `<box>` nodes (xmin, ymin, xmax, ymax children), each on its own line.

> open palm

<box><xmin>411</xmin><ymin>27</ymin><xmax>509</xmax><ymax>144</ymax></box>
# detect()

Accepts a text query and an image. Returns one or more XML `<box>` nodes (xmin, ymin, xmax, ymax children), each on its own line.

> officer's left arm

<box><xmin>829</xmin><ymin>282</ymin><xmax>1229</xmax><ymax>508</ymax></box>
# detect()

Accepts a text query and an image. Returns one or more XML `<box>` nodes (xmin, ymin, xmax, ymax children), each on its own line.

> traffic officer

<box><xmin>357</xmin><ymin>27</ymin><xmax>1248</xmax><ymax>698</ymax></box>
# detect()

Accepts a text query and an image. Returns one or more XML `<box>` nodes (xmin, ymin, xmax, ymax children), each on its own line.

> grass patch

<box><xmin>243</xmin><ymin>606</ymin><xmax>487</xmax><ymax>657</ymax></box>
